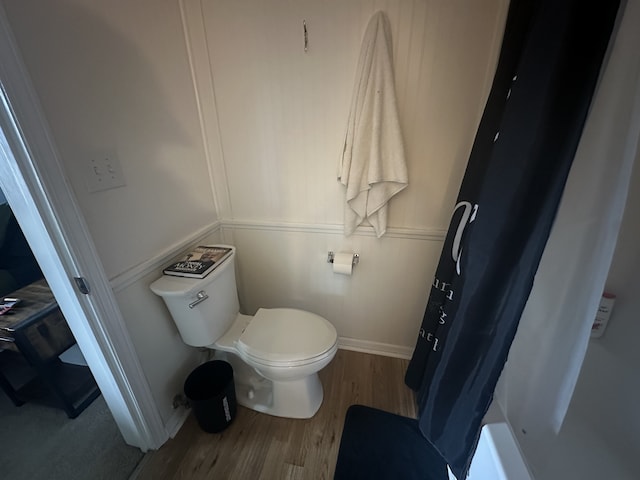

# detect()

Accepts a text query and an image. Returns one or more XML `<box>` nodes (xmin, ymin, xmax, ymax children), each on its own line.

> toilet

<box><xmin>150</xmin><ymin>245</ymin><xmax>338</xmax><ymax>419</ymax></box>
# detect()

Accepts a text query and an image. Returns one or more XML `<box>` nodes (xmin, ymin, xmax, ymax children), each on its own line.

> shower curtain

<box><xmin>404</xmin><ymin>0</ymin><xmax>620</xmax><ymax>478</ymax></box>
<box><xmin>496</xmin><ymin>0</ymin><xmax>640</xmax><ymax>471</ymax></box>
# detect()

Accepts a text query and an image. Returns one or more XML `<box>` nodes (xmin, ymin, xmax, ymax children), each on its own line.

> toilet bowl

<box><xmin>150</xmin><ymin>245</ymin><xmax>338</xmax><ymax>419</ymax></box>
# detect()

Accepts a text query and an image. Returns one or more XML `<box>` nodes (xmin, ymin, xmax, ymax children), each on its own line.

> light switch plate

<box><xmin>85</xmin><ymin>151</ymin><xmax>126</xmax><ymax>193</ymax></box>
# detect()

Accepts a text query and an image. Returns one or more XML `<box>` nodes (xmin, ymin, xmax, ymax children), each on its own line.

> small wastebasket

<box><xmin>184</xmin><ymin>360</ymin><xmax>237</xmax><ymax>433</ymax></box>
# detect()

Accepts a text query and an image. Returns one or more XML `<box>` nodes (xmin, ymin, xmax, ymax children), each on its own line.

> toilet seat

<box><xmin>240</xmin><ymin>342</ymin><xmax>338</xmax><ymax>369</ymax></box>
<box><xmin>237</xmin><ymin>308</ymin><xmax>337</xmax><ymax>366</ymax></box>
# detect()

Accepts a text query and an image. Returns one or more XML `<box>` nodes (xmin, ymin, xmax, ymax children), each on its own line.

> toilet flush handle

<box><xmin>188</xmin><ymin>290</ymin><xmax>209</xmax><ymax>309</ymax></box>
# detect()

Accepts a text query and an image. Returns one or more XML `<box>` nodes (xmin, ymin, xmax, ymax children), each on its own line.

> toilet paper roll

<box><xmin>333</xmin><ymin>252</ymin><xmax>354</xmax><ymax>275</ymax></box>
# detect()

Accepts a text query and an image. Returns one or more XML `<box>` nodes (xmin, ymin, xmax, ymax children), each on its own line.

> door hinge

<box><xmin>73</xmin><ymin>277</ymin><xmax>91</xmax><ymax>295</ymax></box>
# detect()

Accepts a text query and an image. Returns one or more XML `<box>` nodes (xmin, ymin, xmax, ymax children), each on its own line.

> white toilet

<box><xmin>150</xmin><ymin>245</ymin><xmax>338</xmax><ymax>419</ymax></box>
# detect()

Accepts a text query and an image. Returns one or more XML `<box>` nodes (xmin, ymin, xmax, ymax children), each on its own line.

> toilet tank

<box><xmin>149</xmin><ymin>246</ymin><xmax>239</xmax><ymax>347</ymax></box>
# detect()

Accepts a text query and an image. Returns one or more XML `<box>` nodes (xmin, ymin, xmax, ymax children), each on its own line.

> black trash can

<box><xmin>184</xmin><ymin>360</ymin><xmax>237</xmax><ymax>433</ymax></box>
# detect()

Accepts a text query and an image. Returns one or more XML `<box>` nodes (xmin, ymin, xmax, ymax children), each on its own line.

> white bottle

<box><xmin>591</xmin><ymin>293</ymin><xmax>616</xmax><ymax>338</ymax></box>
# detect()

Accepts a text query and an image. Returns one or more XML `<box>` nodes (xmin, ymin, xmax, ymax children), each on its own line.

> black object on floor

<box><xmin>184</xmin><ymin>360</ymin><xmax>237</xmax><ymax>433</ymax></box>
<box><xmin>334</xmin><ymin>404</ymin><xmax>448</xmax><ymax>480</ymax></box>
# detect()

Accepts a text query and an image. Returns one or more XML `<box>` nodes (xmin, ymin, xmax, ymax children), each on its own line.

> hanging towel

<box><xmin>338</xmin><ymin>11</ymin><xmax>408</xmax><ymax>237</ymax></box>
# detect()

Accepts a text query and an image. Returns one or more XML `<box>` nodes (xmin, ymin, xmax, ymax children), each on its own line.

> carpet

<box><xmin>0</xmin><ymin>390</ymin><xmax>144</xmax><ymax>480</ymax></box>
<box><xmin>334</xmin><ymin>405</ymin><xmax>448</xmax><ymax>480</ymax></box>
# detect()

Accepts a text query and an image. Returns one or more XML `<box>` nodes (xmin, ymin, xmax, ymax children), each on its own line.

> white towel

<box><xmin>338</xmin><ymin>11</ymin><xmax>408</xmax><ymax>238</ymax></box>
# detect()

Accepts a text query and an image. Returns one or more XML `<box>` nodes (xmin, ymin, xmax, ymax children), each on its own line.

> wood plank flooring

<box><xmin>131</xmin><ymin>349</ymin><xmax>416</xmax><ymax>480</ymax></box>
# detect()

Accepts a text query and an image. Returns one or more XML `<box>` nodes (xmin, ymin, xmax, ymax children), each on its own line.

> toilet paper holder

<box><xmin>327</xmin><ymin>251</ymin><xmax>359</xmax><ymax>266</ymax></box>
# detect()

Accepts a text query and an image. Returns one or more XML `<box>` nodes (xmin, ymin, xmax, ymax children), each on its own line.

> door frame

<box><xmin>0</xmin><ymin>5</ymin><xmax>167</xmax><ymax>451</ymax></box>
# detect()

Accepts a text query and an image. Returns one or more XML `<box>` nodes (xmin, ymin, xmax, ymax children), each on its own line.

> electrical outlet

<box><xmin>85</xmin><ymin>151</ymin><xmax>126</xmax><ymax>193</ymax></box>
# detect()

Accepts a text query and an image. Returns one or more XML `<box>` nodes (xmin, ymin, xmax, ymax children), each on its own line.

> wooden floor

<box><xmin>131</xmin><ymin>349</ymin><xmax>416</xmax><ymax>480</ymax></box>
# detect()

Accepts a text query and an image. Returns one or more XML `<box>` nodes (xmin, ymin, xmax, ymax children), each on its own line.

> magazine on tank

<box><xmin>163</xmin><ymin>246</ymin><xmax>233</xmax><ymax>279</ymax></box>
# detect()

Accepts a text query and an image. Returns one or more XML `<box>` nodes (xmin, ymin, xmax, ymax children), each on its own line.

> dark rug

<box><xmin>334</xmin><ymin>405</ymin><xmax>448</xmax><ymax>480</ymax></box>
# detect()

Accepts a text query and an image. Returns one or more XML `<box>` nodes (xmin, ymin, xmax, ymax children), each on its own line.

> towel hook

<box><xmin>303</xmin><ymin>20</ymin><xmax>308</xmax><ymax>52</ymax></box>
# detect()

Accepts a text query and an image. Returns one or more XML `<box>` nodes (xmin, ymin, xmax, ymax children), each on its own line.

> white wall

<box><xmin>187</xmin><ymin>0</ymin><xmax>509</xmax><ymax>353</ymax></box>
<box><xmin>2</xmin><ymin>0</ymin><xmax>509</xmax><ymax>432</ymax></box>
<box><xmin>229</xmin><ymin>227</ymin><xmax>442</xmax><ymax>353</ymax></box>
<box><xmin>200</xmin><ymin>0</ymin><xmax>506</xmax><ymax>227</ymax></box>
<box><xmin>2</xmin><ymin>0</ymin><xmax>218</xmax><ymax>278</ymax></box>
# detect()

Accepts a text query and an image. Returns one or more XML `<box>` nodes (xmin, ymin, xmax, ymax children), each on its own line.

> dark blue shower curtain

<box><xmin>404</xmin><ymin>0</ymin><xmax>620</xmax><ymax>478</ymax></box>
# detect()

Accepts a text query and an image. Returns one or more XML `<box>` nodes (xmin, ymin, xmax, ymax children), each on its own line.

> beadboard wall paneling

<box><xmin>196</xmin><ymin>0</ymin><xmax>507</xmax><ymax>228</ymax></box>
<box><xmin>226</xmin><ymin>225</ymin><xmax>443</xmax><ymax>349</ymax></box>
<box><xmin>178</xmin><ymin>0</ymin><xmax>509</xmax><ymax>351</ymax></box>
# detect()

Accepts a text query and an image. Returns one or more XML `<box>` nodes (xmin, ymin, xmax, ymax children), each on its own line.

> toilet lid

<box><xmin>237</xmin><ymin>308</ymin><xmax>337</xmax><ymax>364</ymax></box>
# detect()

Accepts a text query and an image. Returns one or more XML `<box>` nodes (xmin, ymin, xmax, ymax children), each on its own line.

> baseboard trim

<box><xmin>164</xmin><ymin>406</ymin><xmax>191</xmax><ymax>440</ymax></box>
<box><xmin>338</xmin><ymin>337</ymin><xmax>414</xmax><ymax>360</ymax></box>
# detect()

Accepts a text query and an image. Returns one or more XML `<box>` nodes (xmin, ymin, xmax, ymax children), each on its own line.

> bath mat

<box><xmin>334</xmin><ymin>404</ymin><xmax>448</xmax><ymax>480</ymax></box>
